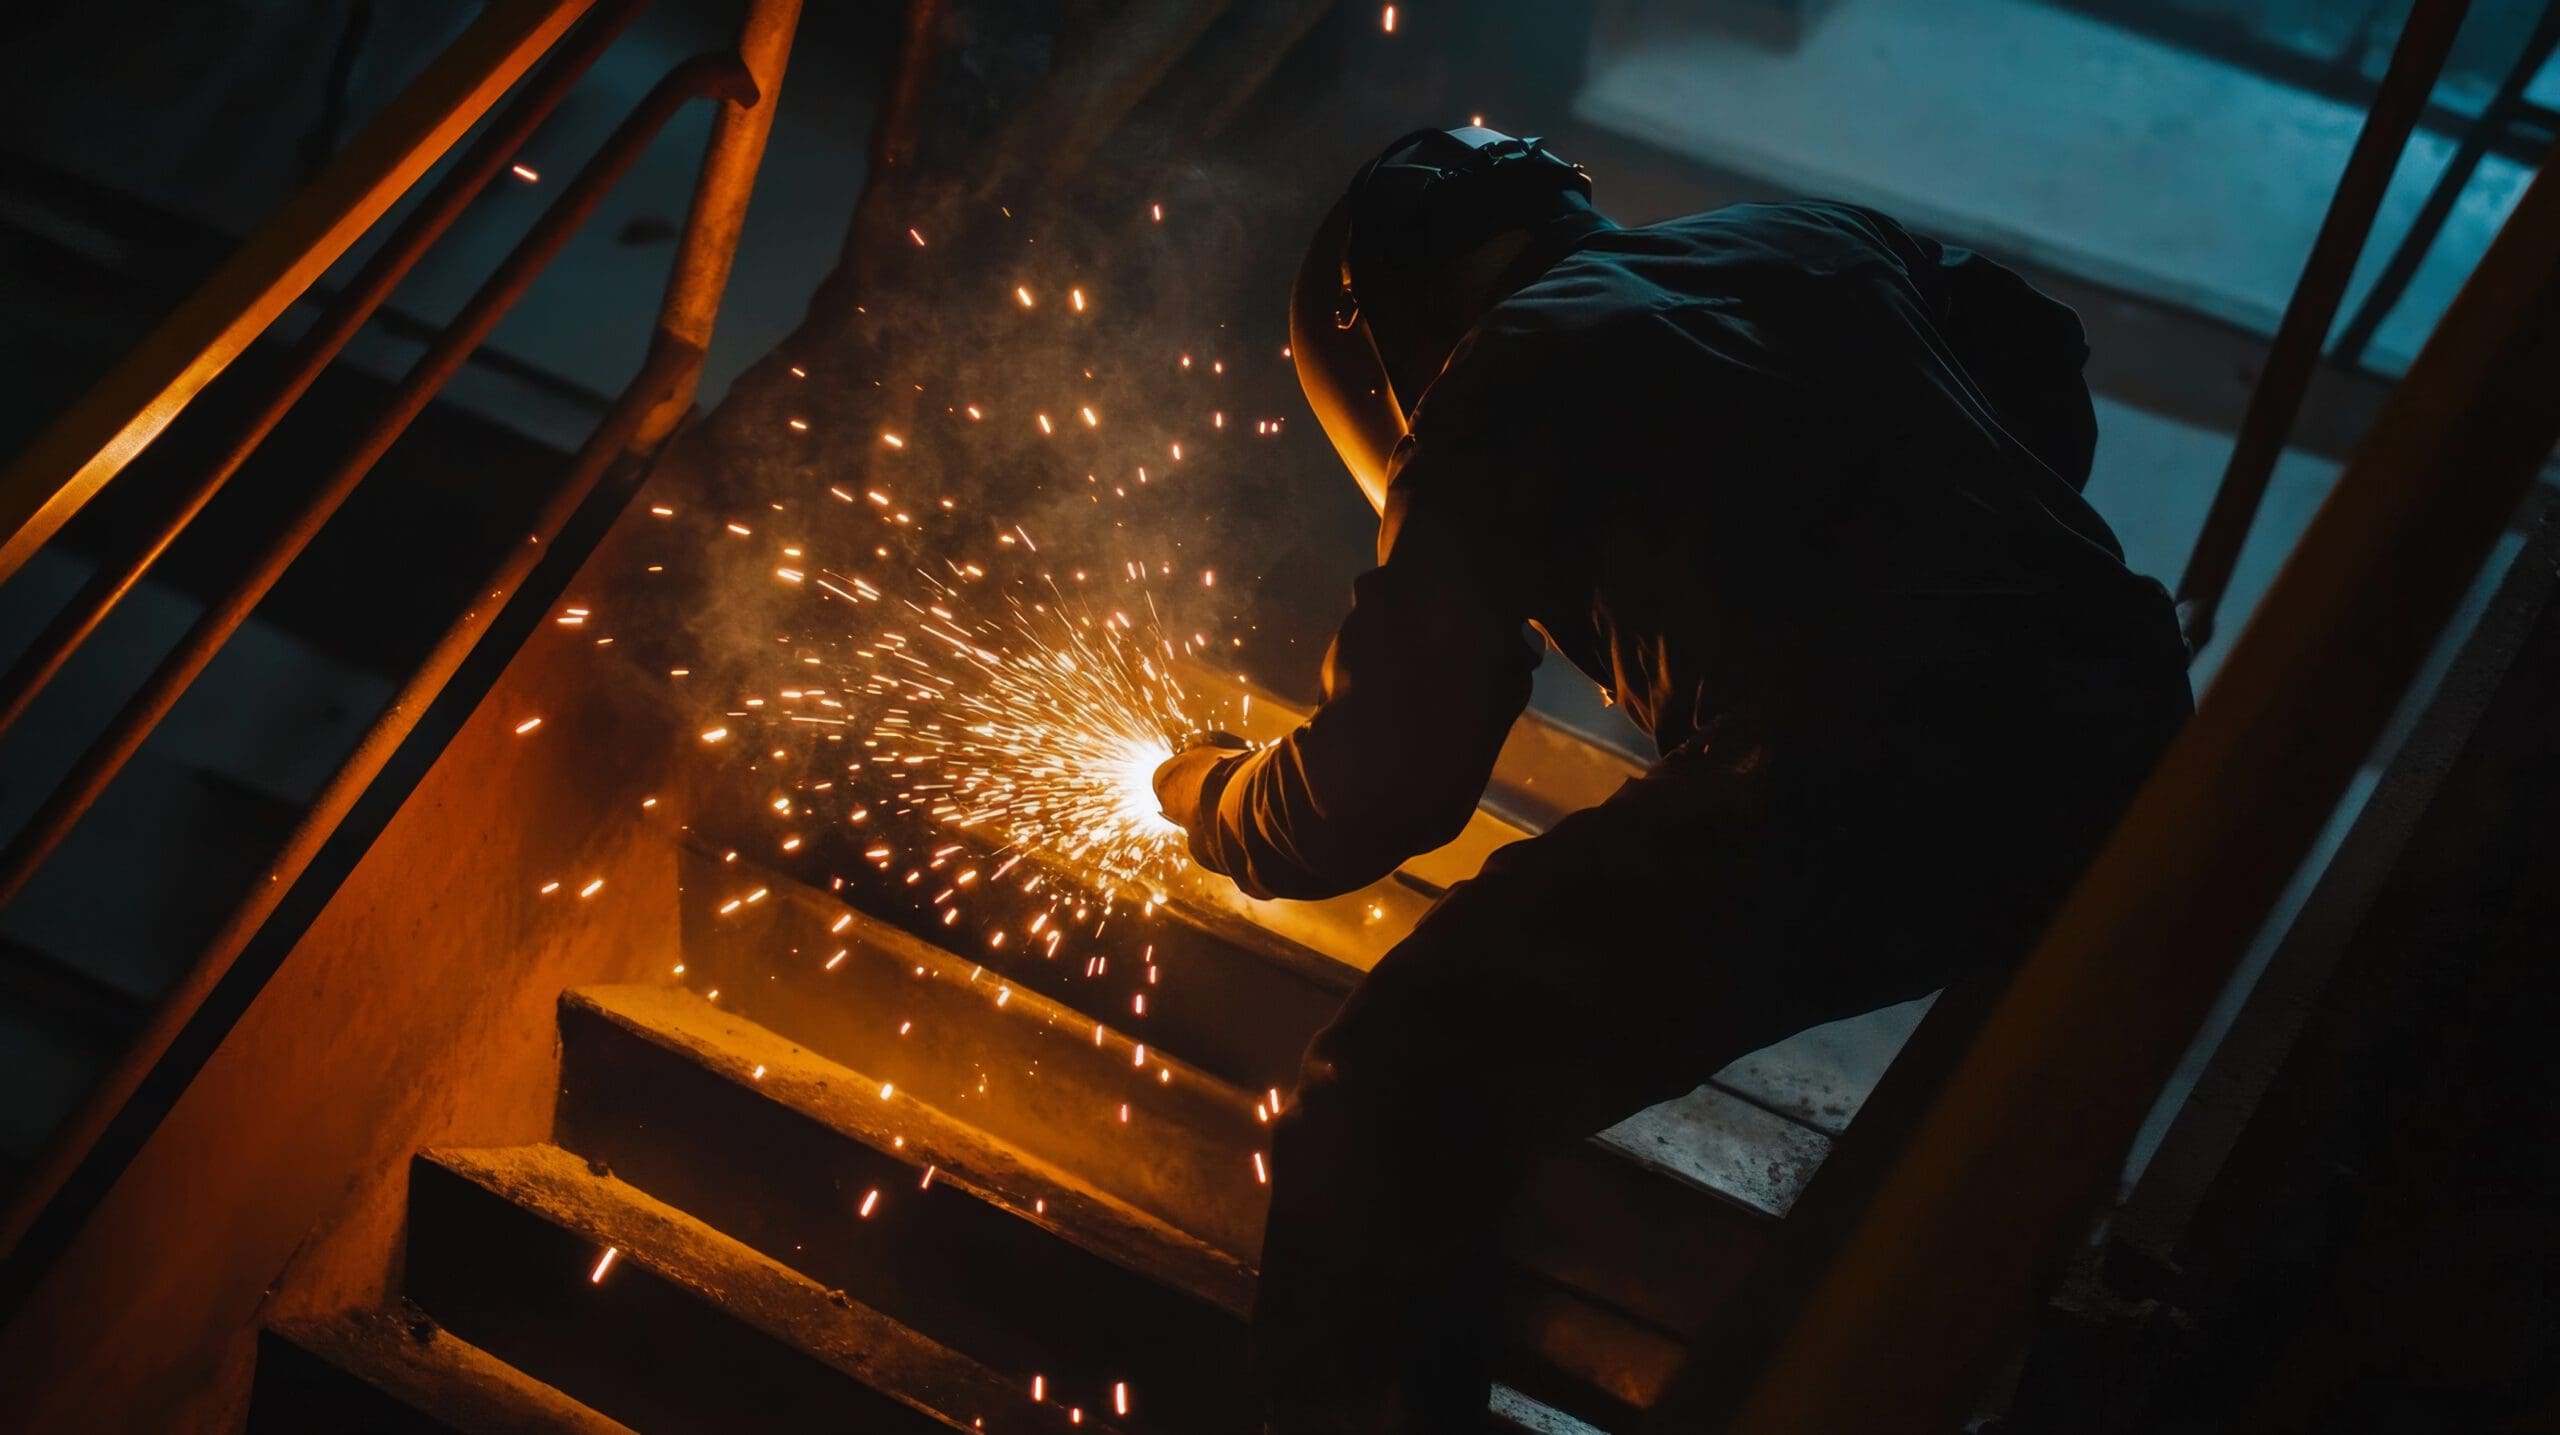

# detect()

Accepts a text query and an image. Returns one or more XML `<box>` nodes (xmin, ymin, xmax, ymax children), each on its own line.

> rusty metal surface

<box><xmin>0</xmin><ymin>0</ymin><xmax>644</xmax><ymax>747</ymax></box>
<box><xmin>2173</xmin><ymin>0</ymin><xmax>2473</xmax><ymax>654</ymax></box>
<box><xmin>0</xmin><ymin>0</ymin><xmax>600</xmax><ymax>584</ymax></box>
<box><xmin>1717</xmin><ymin>135</ymin><xmax>2560</xmax><ymax>1434</ymax></box>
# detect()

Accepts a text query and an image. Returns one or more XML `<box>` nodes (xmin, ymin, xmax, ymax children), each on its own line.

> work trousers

<box><xmin>1250</xmin><ymin>618</ymin><xmax>2195</xmax><ymax>1434</ymax></box>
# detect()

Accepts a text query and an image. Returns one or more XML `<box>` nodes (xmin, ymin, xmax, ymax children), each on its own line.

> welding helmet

<box><xmin>1292</xmin><ymin>126</ymin><xmax>1599</xmax><ymax>513</ymax></box>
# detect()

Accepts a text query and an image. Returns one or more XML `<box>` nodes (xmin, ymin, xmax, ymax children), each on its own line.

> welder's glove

<box><xmin>1153</xmin><ymin>730</ymin><xmax>1252</xmax><ymax>841</ymax></box>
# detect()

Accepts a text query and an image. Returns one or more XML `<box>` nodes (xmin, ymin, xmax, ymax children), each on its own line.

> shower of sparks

<box><xmin>621</xmin><ymin>195</ymin><xmax>1302</xmax><ymax>1152</ymax></box>
<box><xmin>828</xmin><ymin>575</ymin><xmax>1203</xmax><ymax>894</ymax></box>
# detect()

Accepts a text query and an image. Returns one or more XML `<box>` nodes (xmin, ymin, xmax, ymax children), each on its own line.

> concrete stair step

<box><xmin>676</xmin><ymin>852</ymin><xmax>1809</xmax><ymax>1387</ymax></box>
<box><xmin>676</xmin><ymin>855</ymin><xmax>1274</xmax><ymax>1255</ymax></box>
<box><xmin>405</xmin><ymin>1144</ymin><xmax>1093</xmax><ymax>1435</ymax></box>
<box><xmin>684</xmin><ymin>846</ymin><xmax>1825</xmax><ymax>1217</ymax></box>
<box><xmin>557</xmin><ymin>983</ymin><xmax>1252</xmax><ymax>1433</ymax></box>
<box><xmin>556</xmin><ymin>984</ymin><xmax>1624</xmax><ymax>1433</ymax></box>
<box><xmin>249</xmin><ymin>1306</ymin><xmax>638</xmax><ymax>1435</ymax></box>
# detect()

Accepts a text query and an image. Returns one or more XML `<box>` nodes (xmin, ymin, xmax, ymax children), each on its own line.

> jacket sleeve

<box><xmin>1178</xmin><ymin>432</ymin><xmax>1542</xmax><ymax>901</ymax></box>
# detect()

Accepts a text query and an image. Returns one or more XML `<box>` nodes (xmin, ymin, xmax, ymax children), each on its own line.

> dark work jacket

<box><xmin>1189</xmin><ymin>200</ymin><xmax>2172</xmax><ymax>901</ymax></box>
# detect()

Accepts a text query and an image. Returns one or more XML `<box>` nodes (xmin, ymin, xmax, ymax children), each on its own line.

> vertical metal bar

<box><xmin>0</xmin><ymin>55</ymin><xmax>752</xmax><ymax>918</ymax></box>
<box><xmin>1723</xmin><ymin>143</ymin><xmax>2560</xmax><ymax>1434</ymax></box>
<box><xmin>634</xmin><ymin>0</ymin><xmax>803</xmax><ymax>445</ymax></box>
<box><xmin>2172</xmin><ymin>0</ymin><xmax>2472</xmax><ymax>657</ymax></box>
<box><xmin>2333</xmin><ymin>0</ymin><xmax>2560</xmax><ymax>366</ymax></box>
<box><xmin>0</xmin><ymin>0</ymin><xmax>644</xmax><ymax>746</ymax></box>
<box><xmin>0</xmin><ymin>0</ymin><xmax>598</xmax><ymax>585</ymax></box>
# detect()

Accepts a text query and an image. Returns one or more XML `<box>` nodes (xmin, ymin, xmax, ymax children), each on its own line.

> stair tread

<box><xmin>419</xmin><ymin>1143</ymin><xmax>1107</xmax><ymax>1435</ymax></box>
<box><xmin>702</xmin><ymin>869</ymin><xmax>1816</xmax><ymax>1221</ymax></box>
<box><xmin>261</xmin><ymin>1307</ymin><xmax>637</xmax><ymax>1435</ymax></box>
<box><xmin>565</xmin><ymin>983</ymin><xmax>1257</xmax><ymax>1315</ymax></box>
<box><xmin>1489</xmin><ymin>1382</ymin><xmax>1615</xmax><ymax>1435</ymax></box>
<box><xmin>553</xmin><ymin>991</ymin><xmax>1612</xmax><ymax>1433</ymax></box>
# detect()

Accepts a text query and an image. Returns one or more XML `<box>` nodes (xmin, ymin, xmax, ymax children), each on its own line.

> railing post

<box><xmin>1719</xmin><ymin>142</ymin><xmax>2560</xmax><ymax>1433</ymax></box>
<box><xmin>636</xmin><ymin>0</ymin><xmax>804</xmax><ymax>445</ymax></box>
<box><xmin>2172</xmin><ymin>0</ymin><xmax>2471</xmax><ymax>657</ymax></box>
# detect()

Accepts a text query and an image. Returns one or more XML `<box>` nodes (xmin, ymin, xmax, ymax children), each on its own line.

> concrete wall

<box><xmin>0</xmin><ymin>513</ymin><xmax>699</xmax><ymax>1431</ymax></box>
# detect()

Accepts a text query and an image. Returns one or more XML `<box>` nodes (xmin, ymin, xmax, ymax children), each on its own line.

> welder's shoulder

<box><xmin>1644</xmin><ymin>199</ymin><xmax>1942</xmax><ymax>275</ymax></box>
<box><xmin>1425</xmin><ymin>281</ymin><xmax>1683</xmax><ymax>432</ymax></box>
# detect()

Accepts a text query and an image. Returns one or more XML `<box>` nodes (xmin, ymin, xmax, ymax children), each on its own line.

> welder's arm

<box><xmin>1157</xmin><ymin>468</ymin><xmax>1539</xmax><ymax>901</ymax></box>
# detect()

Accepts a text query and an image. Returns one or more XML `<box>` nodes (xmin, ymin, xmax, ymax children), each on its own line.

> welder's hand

<box><xmin>1153</xmin><ymin>730</ymin><xmax>1251</xmax><ymax>837</ymax></box>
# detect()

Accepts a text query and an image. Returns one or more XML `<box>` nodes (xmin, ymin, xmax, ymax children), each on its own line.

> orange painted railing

<box><xmin>0</xmin><ymin>0</ymin><xmax>802</xmax><ymax>1307</ymax></box>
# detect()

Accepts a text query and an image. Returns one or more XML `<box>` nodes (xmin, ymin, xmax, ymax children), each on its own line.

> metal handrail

<box><xmin>0</xmin><ymin>0</ymin><xmax>803</xmax><ymax>1279</ymax></box>
<box><xmin>1723</xmin><ymin>136</ymin><xmax>2560</xmax><ymax>1431</ymax></box>
<box><xmin>0</xmin><ymin>0</ymin><xmax>643</xmax><ymax>745</ymax></box>
<box><xmin>0</xmin><ymin>0</ymin><xmax>601</xmax><ymax>583</ymax></box>
<box><xmin>2172</xmin><ymin>0</ymin><xmax>2470</xmax><ymax>657</ymax></box>
<box><xmin>0</xmin><ymin>52</ymin><xmax>753</xmax><ymax>916</ymax></box>
<box><xmin>2333</xmin><ymin>0</ymin><xmax>2560</xmax><ymax>367</ymax></box>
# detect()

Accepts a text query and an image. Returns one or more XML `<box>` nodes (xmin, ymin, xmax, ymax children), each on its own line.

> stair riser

<box><xmin>248</xmin><ymin>1329</ymin><xmax>466</xmax><ymax>1435</ymax></box>
<box><xmin>556</xmin><ymin>1002</ymin><xmax>1251</xmax><ymax>1433</ymax></box>
<box><xmin>678</xmin><ymin>865</ymin><xmax>1270</xmax><ymax>1255</ymax></box>
<box><xmin>405</xmin><ymin>1157</ymin><xmax>954</xmax><ymax>1435</ymax></box>
<box><xmin>552</xmin><ymin>995</ymin><xmax>1714</xmax><ymax>1420</ymax></box>
<box><xmin>688</xmin><ymin>832</ymin><xmax>1352</xmax><ymax>1095</ymax></box>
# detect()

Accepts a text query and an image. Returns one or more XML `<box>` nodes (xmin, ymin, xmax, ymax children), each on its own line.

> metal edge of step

<box><xmin>254</xmin><ymin>1306</ymin><xmax>639</xmax><ymax>1435</ymax></box>
<box><xmin>677</xmin><ymin>853</ymin><xmax>1267</xmax><ymax>1129</ymax></box>
<box><xmin>682</xmin><ymin>768</ymin><xmax>1860</xmax><ymax>1176</ymax></box>
<box><xmin>560</xmin><ymin>983</ymin><xmax>1258</xmax><ymax>1315</ymax></box>
<box><xmin>558</xmin><ymin>985</ymin><xmax>1621</xmax><ymax>1435</ymax></box>
<box><xmin>1490</xmin><ymin>1379</ymin><xmax>1617</xmax><ymax>1435</ymax></box>
<box><xmin>411</xmin><ymin>1143</ymin><xmax>1107</xmax><ymax>1435</ymax></box>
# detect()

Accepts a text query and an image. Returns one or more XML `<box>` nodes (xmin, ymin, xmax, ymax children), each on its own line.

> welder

<box><xmin>1152</xmin><ymin>126</ymin><xmax>2194</xmax><ymax>1434</ymax></box>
